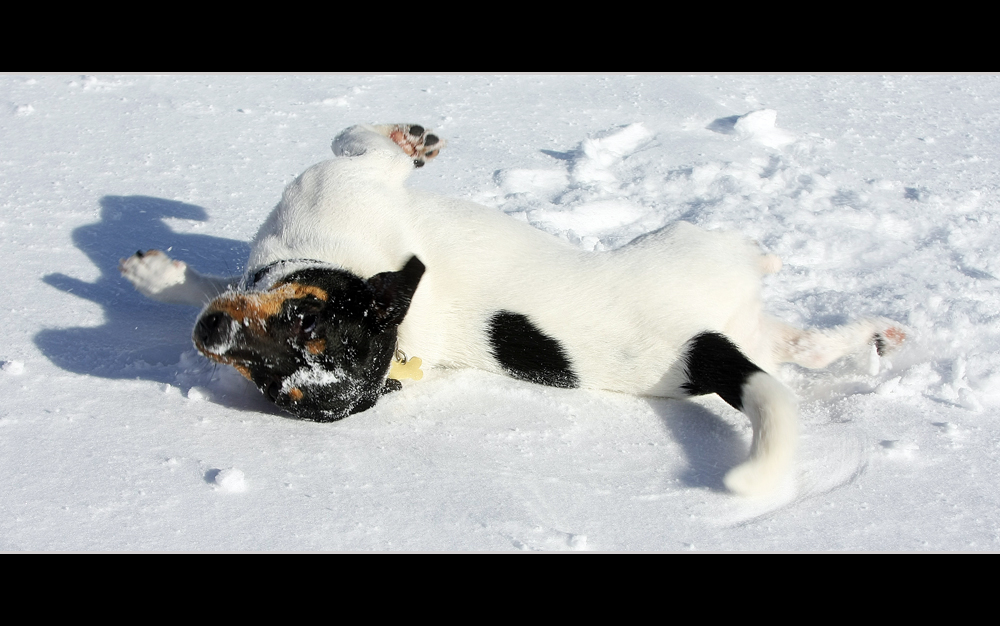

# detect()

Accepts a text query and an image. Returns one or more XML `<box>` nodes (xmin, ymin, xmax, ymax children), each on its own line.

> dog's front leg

<box><xmin>120</xmin><ymin>250</ymin><xmax>232</xmax><ymax>306</ymax></box>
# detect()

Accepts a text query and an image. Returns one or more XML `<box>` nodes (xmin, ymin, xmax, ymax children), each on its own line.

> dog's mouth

<box><xmin>192</xmin><ymin>310</ymin><xmax>258</xmax><ymax>380</ymax></box>
<box><xmin>200</xmin><ymin>349</ymin><xmax>255</xmax><ymax>382</ymax></box>
<box><xmin>195</xmin><ymin>336</ymin><xmax>355</xmax><ymax>419</ymax></box>
<box><xmin>195</xmin><ymin>343</ymin><xmax>259</xmax><ymax>385</ymax></box>
<box><xmin>193</xmin><ymin>302</ymin><xmax>312</xmax><ymax>400</ymax></box>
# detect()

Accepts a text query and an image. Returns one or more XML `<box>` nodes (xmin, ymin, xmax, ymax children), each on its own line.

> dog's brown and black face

<box><xmin>193</xmin><ymin>256</ymin><xmax>425</xmax><ymax>422</ymax></box>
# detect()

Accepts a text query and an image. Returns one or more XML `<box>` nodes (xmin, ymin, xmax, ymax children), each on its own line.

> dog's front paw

<box><xmin>120</xmin><ymin>249</ymin><xmax>188</xmax><ymax>298</ymax></box>
<box><xmin>872</xmin><ymin>319</ymin><xmax>907</xmax><ymax>357</ymax></box>
<box><xmin>385</xmin><ymin>124</ymin><xmax>445</xmax><ymax>168</ymax></box>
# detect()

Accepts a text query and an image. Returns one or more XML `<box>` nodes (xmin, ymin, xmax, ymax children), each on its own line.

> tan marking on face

<box><xmin>204</xmin><ymin>282</ymin><xmax>328</xmax><ymax>330</ymax></box>
<box><xmin>272</xmin><ymin>282</ymin><xmax>328</xmax><ymax>302</ymax></box>
<box><xmin>233</xmin><ymin>364</ymin><xmax>253</xmax><ymax>381</ymax></box>
<box><xmin>306</xmin><ymin>339</ymin><xmax>327</xmax><ymax>355</ymax></box>
<box><xmin>288</xmin><ymin>388</ymin><xmax>303</xmax><ymax>402</ymax></box>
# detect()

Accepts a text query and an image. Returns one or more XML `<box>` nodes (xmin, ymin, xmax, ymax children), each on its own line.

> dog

<box><xmin>120</xmin><ymin>123</ymin><xmax>906</xmax><ymax>496</ymax></box>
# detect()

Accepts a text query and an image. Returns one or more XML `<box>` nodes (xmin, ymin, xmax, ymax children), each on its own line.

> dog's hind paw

<box><xmin>872</xmin><ymin>319</ymin><xmax>907</xmax><ymax>357</ymax></box>
<box><xmin>382</xmin><ymin>124</ymin><xmax>445</xmax><ymax>168</ymax></box>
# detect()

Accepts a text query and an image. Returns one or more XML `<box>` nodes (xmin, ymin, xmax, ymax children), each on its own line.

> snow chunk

<box><xmin>70</xmin><ymin>75</ymin><xmax>131</xmax><ymax>91</ymax></box>
<box><xmin>583</xmin><ymin>123</ymin><xmax>652</xmax><ymax>159</ymax></box>
<box><xmin>1</xmin><ymin>360</ymin><xmax>24</xmax><ymax>375</ymax></box>
<box><xmin>496</xmin><ymin>169</ymin><xmax>569</xmax><ymax>199</ymax></box>
<box><xmin>511</xmin><ymin>527</ymin><xmax>590</xmax><ymax>551</ymax></box>
<box><xmin>573</xmin><ymin>123</ymin><xmax>653</xmax><ymax>187</ymax></box>
<box><xmin>214</xmin><ymin>468</ymin><xmax>246</xmax><ymax>492</ymax></box>
<box><xmin>959</xmin><ymin>388</ymin><xmax>983</xmax><ymax>412</ymax></box>
<box><xmin>875</xmin><ymin>376</ymin><xmax>902</xmax><ymax>396</ymax></box>
<box><xmin>734</xmin><ymin>109</ymin><xmax>796</xmax><ymax>148</ymax></box>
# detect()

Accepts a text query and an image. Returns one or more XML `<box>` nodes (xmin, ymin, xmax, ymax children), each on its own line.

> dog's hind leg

<box><xmin>120</xmin><ymin>250</ymin><xmax>232</xmax><ymax>306</ymax></box>
<box><xmin>765</xmin><ymin>316</ymin><xmax>907</xmax><ymax>369</ymax></box>
<box><xmin>681</xmin><ymin>332</ymin><xmax>798</xmax><ymax>496</ymax></box>
<box><xmin>374</xmin><ymin>124</ymin><xmax>445</xmax><ymax>168</ymax></box>
<box><xmin>332</xmin><ymin>124</ymin><xmax>445</xmax><ymax>168</ymax></box>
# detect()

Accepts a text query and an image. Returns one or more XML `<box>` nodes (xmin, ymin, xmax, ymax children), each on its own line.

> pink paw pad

<box><xmin>874</xmin><ymin>325</ymin><xmax>906</xmax><ymax>356</ymax></box>
<box><xmin>387</xmin><ymin>124</ymin><xmax>445</xmax><ymax>168</ymax></box>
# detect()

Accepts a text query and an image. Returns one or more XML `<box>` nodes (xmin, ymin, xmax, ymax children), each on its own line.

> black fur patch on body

<box><xmin>680</xmin><ymin>332</ymin><xmax>763</xmax><ymax>411</ymax></box>
<box><xmin>488</xmin><ymin>311</ymin><xmax>579</xmax><ymax>388</ymax></box>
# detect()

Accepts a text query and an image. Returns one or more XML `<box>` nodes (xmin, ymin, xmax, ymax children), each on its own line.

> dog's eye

<box><xmin>289</xmin><ymin>312</ymin><xmax>318</xmax><ymax>338</ymax></box>
<box><xmin>301</xmin><ymin>314</ymin><xmax>317</xmax><ymax>334</ymax></box>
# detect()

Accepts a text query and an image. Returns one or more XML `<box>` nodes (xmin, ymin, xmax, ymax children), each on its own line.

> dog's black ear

<box><xmin>368</xmin><ymin>256</ymin><xmax>425</xmax><ymax>328</ymax></box>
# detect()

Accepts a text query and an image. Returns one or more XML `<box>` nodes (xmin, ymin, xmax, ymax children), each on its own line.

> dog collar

<box><xmin>244</xmin><ymin>258</ymin><xmax>336</xmax><ymax>290</ymax></box>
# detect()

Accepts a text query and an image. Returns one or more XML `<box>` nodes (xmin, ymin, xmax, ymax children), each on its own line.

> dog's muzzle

<box><xmin>194</xmin><ymin>311</ymin><xmax>231</xmax><ymax>352</ymax></box>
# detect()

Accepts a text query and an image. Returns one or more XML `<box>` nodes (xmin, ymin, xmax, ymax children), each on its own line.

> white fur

<box><xmin>723</xmin><ymin>372</ymin><xmax>799</xmax><ymax>496</ymax></box>
<box><xmin>121</xmin><ymin>123</ymin><xmax>905</xmax><ymax>496</ymax></box>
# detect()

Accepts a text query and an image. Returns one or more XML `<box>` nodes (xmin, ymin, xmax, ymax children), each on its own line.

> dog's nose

<box><xmin>195</xmin><ymin>311</ymin><xmax>230</xmax><ymax>347</ymax></box>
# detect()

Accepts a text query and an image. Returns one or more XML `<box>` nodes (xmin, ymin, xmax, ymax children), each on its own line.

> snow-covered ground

<box><xmin>3</xmin><ymin>74</ymin><xmax>999</xmax><ymax>551</ymax></box>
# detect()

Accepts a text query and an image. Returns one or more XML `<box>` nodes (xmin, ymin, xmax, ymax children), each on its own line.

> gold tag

<box><xmin>388</xmin><ymin>356</ymin><xmax>423</xmax><ymax>381</ymax></box>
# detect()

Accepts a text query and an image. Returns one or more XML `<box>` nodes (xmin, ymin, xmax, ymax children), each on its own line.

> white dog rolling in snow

<box><xmin>121</xmin><ymin>123</ymin><xmax>906</xmax><ymax>496</ymax></box>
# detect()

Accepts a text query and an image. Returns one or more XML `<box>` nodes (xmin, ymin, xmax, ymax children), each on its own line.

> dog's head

<box><xmin>193</xmin><ymin>256</ymin><xmax>425</xmax><ymax>421</ymax></box>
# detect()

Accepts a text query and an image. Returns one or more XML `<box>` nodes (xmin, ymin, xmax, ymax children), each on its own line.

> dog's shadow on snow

<box><xmin>648</xmin><ymin>397</ymin><xmax>749</xmax><ymax>492</ymax></box>
<box><xmin>35</xmin><ymin>195</ymin><xmax>273</xmax><ymax>412</ymax></box>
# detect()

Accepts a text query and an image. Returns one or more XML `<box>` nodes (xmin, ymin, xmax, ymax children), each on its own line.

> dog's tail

<box><xmin>681</xmin><ymin>332</ymin><xmax>797</xmax><ymax>496</ymax></box>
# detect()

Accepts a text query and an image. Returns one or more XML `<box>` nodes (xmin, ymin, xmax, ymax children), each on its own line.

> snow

<box><xmin>2</xmin><ymin>360</ymin><xmax>25</xmax><ymax>375</ymax></box>
<box><xmin>212</xmin><ymin>468</ymin><xmax>247</xmax><ymax>493</ymax></box>
<box><xmin>3</xmin><ymin>74</ymin><xmax>1000</xmax><ymax>551</ymax></box>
